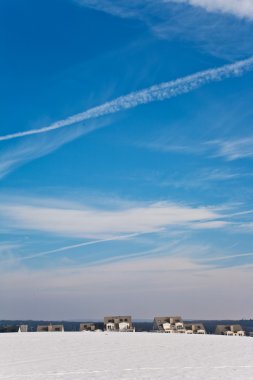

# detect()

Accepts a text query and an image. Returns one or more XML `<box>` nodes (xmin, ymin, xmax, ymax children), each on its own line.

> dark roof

<box><xmin>104</xmin><ymin>316</ymin><xmax>132</xmax><ymax>323</ymax></box>
<box><xmin>184</xmin><ymin>323</ymin><xmax>206</xmax><ymax>332</ymax></box>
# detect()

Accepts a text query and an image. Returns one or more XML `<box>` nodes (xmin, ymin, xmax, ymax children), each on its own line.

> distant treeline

<box><xmin>1</xmin><ymin>320</ymin><xmax>253</xmax><ymax>334</ymax></box>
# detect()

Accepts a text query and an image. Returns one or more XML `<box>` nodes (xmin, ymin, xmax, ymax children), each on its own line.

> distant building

<box><xmin>104</xmin><ymin>316</ymin><xmax>134</xmax><ymax>332</ymax></box>
<box><xmin>18</xmin><ymin>325</ymin><xmax>28</xmax><ymax>333</ymax></box>
<box><xmin>153</xmin><ymin>316</ymin><xmax>185</xmax><ymax>333</ymax></box>
<box><xmin>37</xmin><ymin>324</ymin><xmax>64</xmax><ymax>332</ymax></box>
<box><xmin>0</xmin><ymin>325</ymin><xmax>28</xmax><ymax>333</ymax></box>
<box><xmin>80</xmin><ymin>323</ymin><xmax>96</xmax><ymax>332</ymax></box>
<box><xmin>184</xmin><ymin>323</ymin><xmax>206</xmax><ymax>334</ymax></box>
<box><xmin>215</xmin><ymin>325</ymin><xmax>245</xmax><ymax>336</ymax></box>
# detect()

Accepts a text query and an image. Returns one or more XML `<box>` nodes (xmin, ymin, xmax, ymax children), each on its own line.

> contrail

<box><xmin>201</xmin><ymin>252</ymin><xmax>253</xmax><ymax>262</ymax></box>
<box><xmin>1</xmin><ymin>56</ymin><xmax>253</xmax><ymax>142</ymax></box>
<box><xmin>7</xmin><ymin>232</ymin><xmax>141</xmax><ymax>262</ymax></box>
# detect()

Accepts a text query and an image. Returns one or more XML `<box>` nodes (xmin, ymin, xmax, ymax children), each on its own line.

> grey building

<box><xmin>184</xmin><ymin>323</ymin><xmax>206</xmax><ymax>334</ymax></box>
<box><xmin>153</xmin><ymin>316</ymin><xmax>185</xmax><ymax>333</ymax></box>
<box><xmin>104</xmin><ymin>316</ymin><xmax>134</xmax><ymax>332</ymax></box>
<box><xmin>37</xmin><ymin>324</ymin><xmax>64</xmax><ymax>332</ymax></box>
<box><xmin>19</xmin><ymin>325</ymin><xmax>28</xmax><ymax>332</ymax></box>
<box><xmin>215</xmin><ymin>324</ymin><xmax>245</xmax><ymax>336</ymax></box>
<box><xmin>80</xmin><ymin>323</ymin><xmax>96</xmax><ymax>332</ymax></box>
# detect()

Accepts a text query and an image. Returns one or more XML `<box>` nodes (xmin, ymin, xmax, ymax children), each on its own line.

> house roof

<box><xmin>215</xmin><ymin>324</ymin><xmax>243</xmax><ymax>334</ymax></box>
<box><xmin>154</xmin><ymin>316</ymin><xmax>182</xmax><ymax>325</ymax></box>
<box><xmin>104</xmin><ymin>316</ymin><xmax>132</xmax><ymax>323</ymax></box>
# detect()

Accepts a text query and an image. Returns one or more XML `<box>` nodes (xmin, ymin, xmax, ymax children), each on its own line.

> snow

<box><xmin>0</xmin><ymin>332</ymin><xmax>253</xmax><ymax>379</ymax></box>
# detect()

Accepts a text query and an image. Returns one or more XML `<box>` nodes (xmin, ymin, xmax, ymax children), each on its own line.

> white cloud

<box><xmin>0</xmin><ymin>199</ymin><xmax>222</xmax><ymax>239</ymax></box>
<box><xmin>173</xmin><ymin>0</ymin><xmax>253</xmax><ymax>20</ymax></box>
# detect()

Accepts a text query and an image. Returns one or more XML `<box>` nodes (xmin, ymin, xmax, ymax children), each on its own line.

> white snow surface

<box><xmin>1</xmin><ymin>332</ymin><xmax>253</xmax><ymax>379</ymax></box>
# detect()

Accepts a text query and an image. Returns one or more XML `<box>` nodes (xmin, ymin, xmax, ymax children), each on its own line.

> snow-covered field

<box><xmin>1</xmin><ymin>332</ymin><xmax>253</xmax><ymax>379</ymax></box>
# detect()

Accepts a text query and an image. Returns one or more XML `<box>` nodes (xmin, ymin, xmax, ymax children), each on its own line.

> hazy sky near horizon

<box><xmin>1</xmin><ymin>0</ymin><xmax>253</xmax><ymax>320</ymax></box>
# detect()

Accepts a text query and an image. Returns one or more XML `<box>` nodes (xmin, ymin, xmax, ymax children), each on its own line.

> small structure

<box><xmin>80</xmin><ymin>323</ymin><xmax>96</xmax><ymax>332</ymax></box>
<box><xmin>18</xmin><ymin>325</ymin><xmax>28</xmax><ymax>333</ymax></box>
<box><xmin>215</xmin><ymin>324</ymin><xmax>245</xmax><ymax>336</ymax></box>
<box><xmin>37</xmin><ymin>324</ymin><xmax>64</xmax><ymax>332</ymax></box>
<box><xmin>236</xmin><ymin>330</ymin><xmax>246</xmax><ymax>336</ymax></box>
<box><xmin>153</xmin><ymin>316</ymin><xmax>185</xmax><ymax>333</ymax></box>
<box><xmin>184</xmin><ymin>323</ymin><xmax>206</xmax><ymax>334</ymax></box>
<box><xmin>0</xmin><ymin>325</ymin><xmax>28</xmax><ymax>333</ymax></box>
<box><xmin>104</xmin><ymin>316</ymin><xmax>134</xmax><ymax>332</ymax></box>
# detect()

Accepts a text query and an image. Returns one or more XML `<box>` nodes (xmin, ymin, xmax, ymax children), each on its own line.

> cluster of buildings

<box><xmin>0</xmin><ymin>316</ymin><xmax>251</xmax><ymax>336</ymax></box>
<box><xmin>153</xmin><ymin>316</ymin><xmax>206</xmax><ymax>334</ymax></box>
<box><xmin>35</xmin><ymin>316</ymin><xmax>134</xmax><ymax>333</ymax></box>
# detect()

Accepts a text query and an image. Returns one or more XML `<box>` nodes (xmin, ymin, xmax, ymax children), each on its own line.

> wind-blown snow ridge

<box><xmin>1</xmin><ymin>56</ymin><xmax>253</xmax><ymax>142</ymax></box>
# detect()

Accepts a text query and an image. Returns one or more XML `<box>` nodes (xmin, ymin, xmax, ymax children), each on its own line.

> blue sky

<box><xmin>1</xmin><ymin>0</ymin><xmax>253</xmax><ymax>320</ymax></box>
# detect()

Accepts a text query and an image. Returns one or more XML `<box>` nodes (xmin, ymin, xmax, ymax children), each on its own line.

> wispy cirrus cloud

<box><xmin>76</xmin><ymin>0</ymin><xmax>253</xmax><ymax>59</ymax></box>
<box><xmin>201</xmin><ymin>169</ymin><xmax>242</xmax><ymax>180</ymax></box>
<box><xmin>77</xmin><ymin>0</ymin><xmax>253</xmax><ymax>21</ymax></box>
<box><xmin>136</xmin><ymin>168</ymin><xmax>243</xmax><ymax>191</ymax></box>
<box><xmin>136</xmin><ymin>138</ymin><xmax>205</xmax><ymax>156</ymax></box>
<box><xmin>201</xmin><ymin>251</ymin><xmax>253</xmax><ymax>262</ymax></box>
<box><xmin>0</xmin><ymin>57</ymin><xmax>253</xmax><ymax>142</ymax></box>
<box><xmin>190</xmin><ymin>220</ymin><xmax>232</xmax><ymax>229</ymax></box>
<box><xmin>138</xmin><ymin>132</ymin><xmax>253</xmax><ymax>163</ymax></box>
<box><xmin>238</xmin><ymin>222</ymin><xmax>253</xmax><ymax>233</ymax></box>
<box><xmin>0</xmin><ymin>117</ymin><xmax>112</xmax><ymax>180</ymax></box>
<box><xmin>0</xmin><ymin>242</ymin><xmax>20</xmax><ymax>259</ymax></box>
<box><xmin>75</xmin><ymin>0</ymin><xmax>155</xmax><ymax>18</ymax></box>
<box><xmin>0</xmin><ymin>127</ymin><xmax>83</xmax><ymax>179</ymax></box>
<box><xmin>209</xmin><ymin>136</ymin><xmax>253</xmax><ymax>160</ymax></box>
